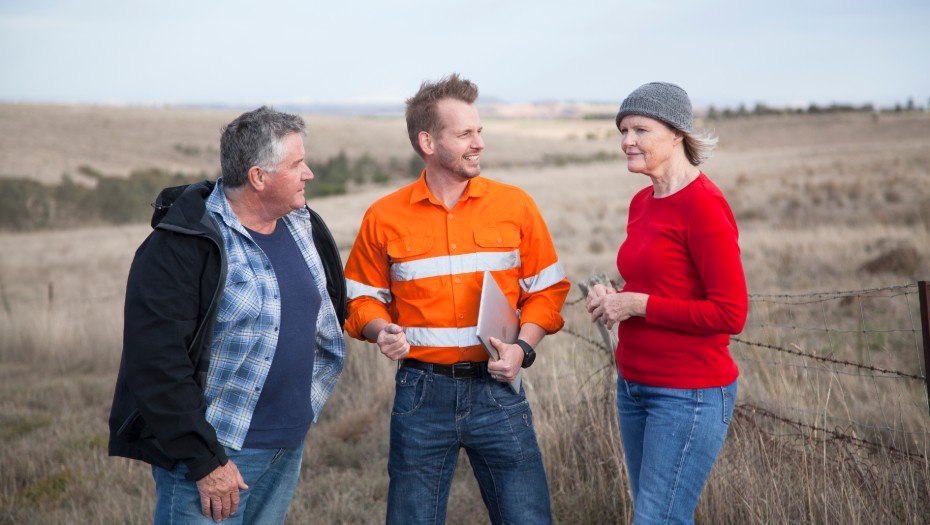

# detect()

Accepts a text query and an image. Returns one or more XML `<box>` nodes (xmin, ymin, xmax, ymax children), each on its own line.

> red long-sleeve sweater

<box><xmin>616</xmin><ymin>173</ymin><xmax>747</xmax><ymax>388</ymax></box>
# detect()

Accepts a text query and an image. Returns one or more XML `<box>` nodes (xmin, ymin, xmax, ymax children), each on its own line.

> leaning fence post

<box><xmin>577</xmin><ymin>280</ymin><xmax>618</xmax><ymax>354</ymax></box>
<box><xmin>919</xmin><ymin>281</ymin><xmax>930</xmax><ymax>421</ymax></box>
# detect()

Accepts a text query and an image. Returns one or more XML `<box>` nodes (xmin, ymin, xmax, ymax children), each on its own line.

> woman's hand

<box><xmin>585</xmin><ymin>284</ymin><xmax>616</xmax><ymax>314</ymax></box>
<box><xmin>586</xmin><ymin>287</ymin><xmax>648</xmax><ymax>330</ymax></box>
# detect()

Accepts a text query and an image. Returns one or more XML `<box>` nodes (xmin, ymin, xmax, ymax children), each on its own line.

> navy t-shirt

<box><xmin>243</xmin><ymin>219</ymin><xmax>321</xmax><ymax>448</ymax></box>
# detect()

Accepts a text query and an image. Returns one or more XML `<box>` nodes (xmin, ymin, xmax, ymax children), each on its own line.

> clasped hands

<box><xmin>584</xmin><ymin>284</ymin><xmax>648</xmax><ymax>329</ymax></box>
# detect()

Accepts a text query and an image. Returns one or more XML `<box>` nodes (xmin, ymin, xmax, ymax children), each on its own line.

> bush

<box><xmin>0</xmin><ymin>169</ymin><xmax>205</xmax><ymax>231</ymax></box>
<box><xmin>0</xmin><ymin>152</ymin><xmax>423</xmax><ymax>231</ymax></box>
<box><xmin>0</xmin><ymin>178</ymin><xmax>53</xmax><ymax>230</ymax></box>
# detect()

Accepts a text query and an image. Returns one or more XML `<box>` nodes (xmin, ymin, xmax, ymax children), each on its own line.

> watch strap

<box><xmin>515</xmin><ymin>339</ymin><xmax>535</xmax><ymax>368</ymax></box>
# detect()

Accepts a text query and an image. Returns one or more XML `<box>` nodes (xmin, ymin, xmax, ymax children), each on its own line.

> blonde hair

<box><xmin>682</xmin><ymin>130</ymin><xmax>718</xmax><ymax>166</ymax></box>
<box><xmin>405</xmin><ymin>73</ymin><xmax>479</xmax><ymax>157</ymax></box>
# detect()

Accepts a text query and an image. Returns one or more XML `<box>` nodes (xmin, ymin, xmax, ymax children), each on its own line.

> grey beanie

<box><xmin>616</xmin><ymin>82</ymin><xmax>693</xmax><ymax>133</ymax></box>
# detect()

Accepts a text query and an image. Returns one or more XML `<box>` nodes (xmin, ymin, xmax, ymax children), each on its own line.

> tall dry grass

<box><xmin>2</xmin><ymin>110</ymin><xmax>930</xmax><ymax>524</ymax></box>
<box><xmin>2</xmin><ymin>231</ymin><xmax>927</xmax><ymax>524</ymax></box>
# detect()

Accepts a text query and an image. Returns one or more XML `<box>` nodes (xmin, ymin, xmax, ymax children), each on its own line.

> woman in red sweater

<box><xmin>585</xmin><ymin>82</ymin><xmax>747</xmax><ymax>525</ymax></box>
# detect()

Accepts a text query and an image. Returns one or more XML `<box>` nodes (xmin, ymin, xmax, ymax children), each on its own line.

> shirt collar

<box><xmin>408</xmin><ymin>170</ymin><xmax>490</xmax><ymax>206</ymax></box>
<box><xmin>208</xmin><ymin>178</ymin><xmax>309</xmax><ymax>233</ymax></box>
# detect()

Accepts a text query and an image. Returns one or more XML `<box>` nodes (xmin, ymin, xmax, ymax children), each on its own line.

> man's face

<box><xmin>430</xmin><ymin>98</ymin><xmax>484</xmax><ymax>181</ymax></box>
<box><xmin>263</xmin><ymin>133</ymin><xmax>313</xmax><ymax>216</ymax></box>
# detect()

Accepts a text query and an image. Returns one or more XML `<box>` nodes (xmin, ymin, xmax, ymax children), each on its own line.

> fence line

<box><xmin>743</xmin><ymin>283</ymin><xmax>916</xmax><ymax>301</ymax></box>
<box><xmin>736</xmin><ymin>402</ymin><xmax>927</xmax><ymax>461</ymax></box>
<box><xmin>560</xmin><ymin>279</ymin><xmax>930</xmax><ymax>463</ymax></box>
<box><xmin>731</xmin><ymin>336</ymin><xmax>924</xmax><ymax>380</ymax></box>
<box><xmin>5</xmin><ymin>275</ymin><xmax>928</xmax><ymax>461</ymax></box>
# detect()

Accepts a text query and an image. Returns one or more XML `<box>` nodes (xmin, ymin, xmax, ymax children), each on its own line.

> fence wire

<box><xmin>560</xmin><ymin>280</ymin><xmax>930</xmax><ymax>462</ymax></box>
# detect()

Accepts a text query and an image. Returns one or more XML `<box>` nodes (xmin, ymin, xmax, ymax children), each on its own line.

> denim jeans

<box><xmin>616</xmin><ymin>376</ymin><xmax>737</xmax><ymax>525</ymax></box>
<box><xmin>386</xmin><ymin>364</ymin><xmax>552</xmax><ymax>525</ymax></box>
<box><xmin>152</xmin><ymin>446</ymin><xmax>303</xmax><ymax>524</ymax></box>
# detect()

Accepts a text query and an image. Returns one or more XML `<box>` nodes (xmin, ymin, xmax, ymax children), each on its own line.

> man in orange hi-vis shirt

<box><xmin>344</xmin><ymin>73</ymin><xmax>570</xmax><ymax>525</ymax></box>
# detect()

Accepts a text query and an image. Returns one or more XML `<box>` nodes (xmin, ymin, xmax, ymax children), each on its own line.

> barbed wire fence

<box><xmin>5</xmin><ymin>275</ymin><xmax>928</xmax><ymax>463</ymax></box>
<box><xmin>560</xmin><ymin>280</ymin><xmax>930</xmax><ymax>463</ymax></box>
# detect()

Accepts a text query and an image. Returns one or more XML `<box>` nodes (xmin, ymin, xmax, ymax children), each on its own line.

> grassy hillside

<box><xmin>1</xmin><ymin>106</ymin><xmax>928</xmax><ymax>523</ymax></box>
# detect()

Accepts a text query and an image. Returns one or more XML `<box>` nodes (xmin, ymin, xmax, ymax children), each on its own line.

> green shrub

<box><xmin>0</xmin><ymin>178</ymin><xmax>52</xmax><ymax>230</ymax></box>
<box><xmin>0</xmin><ymin>152</ymin><xmax>420</xmax><ymax>231</ymax></box>
<box><xmin>18</xmin><ymin>469</ymin><xmax>81</xmax><ymax>506</ymax></box>
<box><xmin>0</xmin><ymin>415</ymin><xmax>52</xmax><ymax>440</ymax></box>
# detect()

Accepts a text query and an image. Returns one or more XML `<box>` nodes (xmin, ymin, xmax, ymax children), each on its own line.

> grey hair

<box><xmin>220</xmin><ymin>106</ymin><xmax>306</xmax><ymax>188</ymax></box>
<box><xmin>682</xmin><ymin>129</ymin><xmax>718</xmax><ymax>166</ymax></box>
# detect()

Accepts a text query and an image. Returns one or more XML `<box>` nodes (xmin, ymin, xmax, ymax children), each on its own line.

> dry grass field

<box><xmin>1</xmin><ymin>103</ymin><xmax>928</xmax><ymax>524</ymax></box>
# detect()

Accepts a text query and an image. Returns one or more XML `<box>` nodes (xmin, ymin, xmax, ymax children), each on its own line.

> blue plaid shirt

<box><xmin>203</xmin><ymin>179</ymin><xmax>345</xmax><ymax>450</ymax></box>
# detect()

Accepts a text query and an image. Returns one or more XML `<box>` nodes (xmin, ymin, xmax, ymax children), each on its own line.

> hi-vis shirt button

<box><xmin>451</xmin><ymin>243</ymin><xmax>457</xmax><ymax>249</ymax></box>
<box><xmin>497</xmin><ymin>238</ymin><xmax>502</xmax><ymax>243</ymax></box>
<box><xmin>448</xmin><ymin>214</ymin><xmax>454</xmax><ymax>219</ymax></box>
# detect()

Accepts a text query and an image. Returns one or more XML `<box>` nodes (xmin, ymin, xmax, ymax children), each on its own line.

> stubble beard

<box><xmin>438</xmin><ymin>149</ymin><xmax>481</xmax><ymax>181</ymax></box>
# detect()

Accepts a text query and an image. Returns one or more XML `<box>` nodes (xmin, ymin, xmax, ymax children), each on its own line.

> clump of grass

<box><xmin>859</xmin><ymin>244</ymin><xmax>921</xmax><ymax>276</ymax></box>
<box><xmin>0</xmin><ymin>415</ymin><xmax>51</xmax><ymax>440</ymax></box>
<box><xmin>67</xmin><ymin>433</ymin><xmax>109</xmax><ymax>453</ymax></box>
<box><xmin>16</xmin><ymin>469</ymin><xmax>82</xmax><ymax>507</ymax></box>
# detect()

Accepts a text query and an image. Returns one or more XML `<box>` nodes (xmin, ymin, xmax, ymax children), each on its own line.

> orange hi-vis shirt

<box><xmin>344</xmin><ymin>173</ymin><xmax>571</xmax><ymax>365</ymax></box>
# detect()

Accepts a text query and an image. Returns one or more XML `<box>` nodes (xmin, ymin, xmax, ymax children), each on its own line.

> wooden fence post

<box><xmin>919</xmin><ymin>281</ymin><xmax>930</xmax><ymax>421</ymax></box>
<box><xmin>576</xmin><ymin>281</ymin><xmax>618</xmax><ymax>354</ymax></box>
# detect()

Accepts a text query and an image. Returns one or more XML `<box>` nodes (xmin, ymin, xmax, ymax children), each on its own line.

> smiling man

<box><xmin>109</xmin><ymin>106</ymin><xmax>347</xmax><ymax>524</ymax></box>
<box><xmin>344</xmin><ymin>74</ymin><xmax>570</xmax><ymax>525</ymax></box>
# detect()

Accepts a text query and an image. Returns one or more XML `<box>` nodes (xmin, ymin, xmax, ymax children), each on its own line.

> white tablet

<box><xmin>476</xmin><ymin>271</ymin><xmax>522</xmax><ymax>393</ymax></box>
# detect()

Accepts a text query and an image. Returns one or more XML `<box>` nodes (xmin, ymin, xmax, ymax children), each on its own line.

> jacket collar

<box><xmin>153</xmin><ymin>179</ymin><xmax>217</xmax><ymax>235</ymax></box>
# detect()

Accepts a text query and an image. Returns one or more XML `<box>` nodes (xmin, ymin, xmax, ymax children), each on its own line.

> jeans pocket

<box><xmin>720</xmin><ymin>382</ymin><xmax>736</xmax><ymax>424</ymax></box>
<box><xmin>391</xmin><ymin>368</ymin><xmax>428</xmax><ymax>416</ymax></box>
<box><xmin>486</xmin><ymin>378</ymin><xmax>529</xmax><ymax>410</ymax></box>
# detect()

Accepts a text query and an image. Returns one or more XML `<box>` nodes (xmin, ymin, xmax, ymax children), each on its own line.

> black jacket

<box><xmin>108</xmin><ymin>180</ymin><xmax>346</xmax><ymax>481</ymax></box>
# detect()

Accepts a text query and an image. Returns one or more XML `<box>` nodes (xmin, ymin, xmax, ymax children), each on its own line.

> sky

<box><xmin>1</xmin><ymin>0</ymin><xmax>928</xmax><ymax>110</ymax></box>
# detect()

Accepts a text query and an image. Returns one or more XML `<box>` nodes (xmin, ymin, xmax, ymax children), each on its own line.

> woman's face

<box><xmin>618</xmin><ymin>114</ymin><xmax>683</xmax><ymax>175</ymax></box>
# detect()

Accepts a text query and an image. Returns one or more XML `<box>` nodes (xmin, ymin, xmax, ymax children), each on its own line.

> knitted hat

<box><xmin>616</xmin><ymin>82</ymin><xmax>693</xmax><ymax>133</ymax></box>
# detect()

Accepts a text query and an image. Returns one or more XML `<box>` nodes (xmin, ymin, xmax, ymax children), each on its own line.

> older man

<box><xmin>109</xmin><ymin>106</ymin><xmax>346</xmax><ymax>523</ymax></box>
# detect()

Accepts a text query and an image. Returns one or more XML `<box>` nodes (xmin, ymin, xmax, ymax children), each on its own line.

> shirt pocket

<box><xmin>386</xmin><ymin>235</ymin><xmax>441</xmax><ymax>299</ymax></box>
<box><xmin>474</xmin><ymin>225</ymin><xmax>522</xmax><ymax>297</ymax></box>
<box><xmin>386</xmin><ymin>235</ymin><xmax>434</xmax><ymax>263</ymax></box>
<box><xmin>216</xmin><ymin>263</ymin><xmax>263</xmax><ymax>324</ymax></box>
<box><xmin>474</xmin><ymin>225</ymin><xmax>521</xmax><ymax>250</ymax></box>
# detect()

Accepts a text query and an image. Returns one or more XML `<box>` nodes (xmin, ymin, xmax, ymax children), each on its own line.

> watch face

<box><xmin>522</xmin><ymin>350</ymin><xmax>536</xmax><ymax>368</ymax></box>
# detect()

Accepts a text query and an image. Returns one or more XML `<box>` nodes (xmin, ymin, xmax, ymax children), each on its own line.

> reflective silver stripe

<box><xmin>520</xmin><ymin>261</ymin><xmax>567</xmax><ymax>293</ymax></box>
<box><xmin>346</xmin><ymin>279</ymin><xmax>392</xmax><ymax>304</ymax></box>
<box><xmin>405</xmin><ymin>326</ymin><xmax>481</xmax><ymax>348</ymax></box>
<box><xmin>390</xmin><ymin>250</ymin><xmax>520</xmax><ymax>282</ymax></box>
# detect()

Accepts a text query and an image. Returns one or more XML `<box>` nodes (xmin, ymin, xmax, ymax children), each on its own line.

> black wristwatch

<box><xmin>515</xmin><ymin>339</ymin><xmax>536</xmax><ymax>368</ymax></box>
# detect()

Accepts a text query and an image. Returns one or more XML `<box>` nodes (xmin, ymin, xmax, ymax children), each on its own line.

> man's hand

<box><xmin>195</xmin><ymin>461</ymin><xmax>249</xmax><ymax>522</ymax></box>
<box><xmin>487</xmin><ymin>337</ymin><xmax>523</xmax><ymax>382</ymax></box>
<box><xmin>376</xmin><ymin>323</ymin><xmax>410</xmax><ymax>361</ymax></box>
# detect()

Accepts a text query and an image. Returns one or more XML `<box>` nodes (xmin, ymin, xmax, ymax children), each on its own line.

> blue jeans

<box><xmin>386</xmin><ymin>364</ymin><xmax>552</xmax><ymax>525</ymax></box>
<box><xmin>152</xmin><ymin>446</ymin><xmax>303</xmax><ymax>524</ymax></box>
<box><xmin>617</xmin><ymin>376</ymin><xmax>737</xmax><ymax>525</ymax></box>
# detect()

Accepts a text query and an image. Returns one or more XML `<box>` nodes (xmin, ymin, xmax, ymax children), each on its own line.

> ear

<box><xmin>418</xmin><ymin>131</ymin><xmax>434</xmax><ymax>156</ymax></box>
<box><xmin>247</xmin><ymin>166</ymin><xmax>265</xmax><ymax>190</ymax></box>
